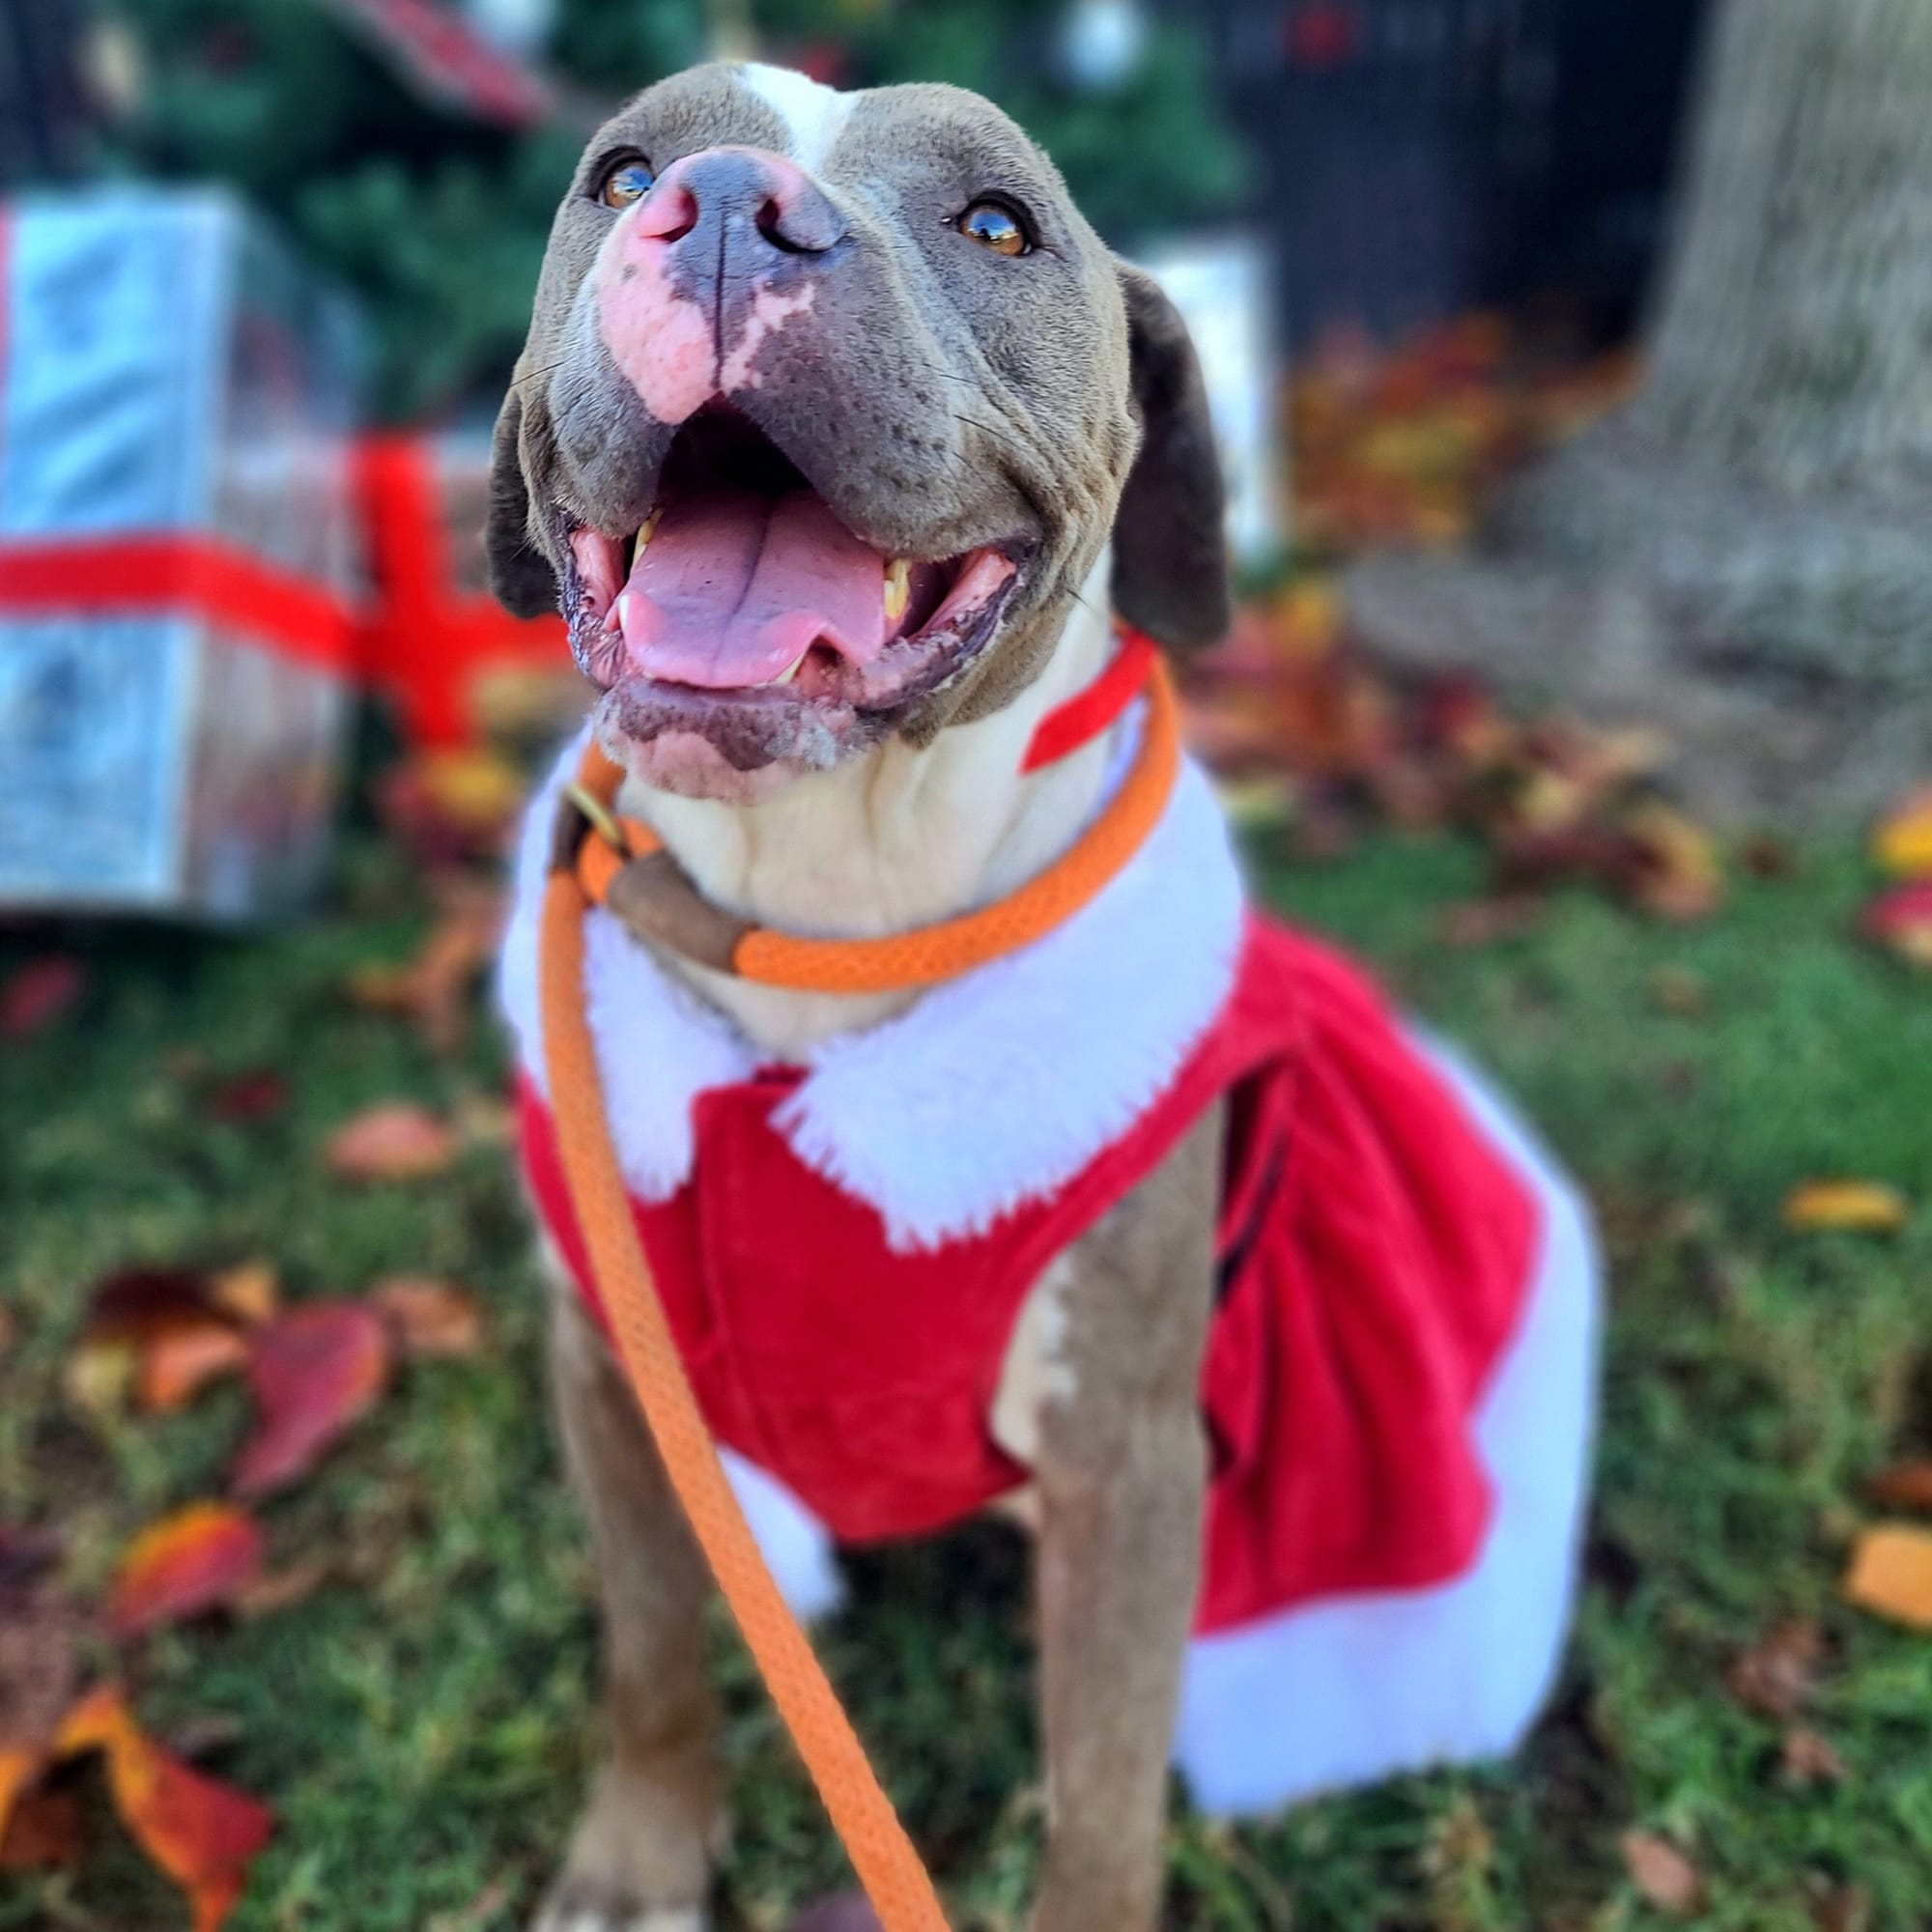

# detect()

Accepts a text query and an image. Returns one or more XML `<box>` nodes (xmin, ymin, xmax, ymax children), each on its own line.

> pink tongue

<box><xmin>617</xmin><ymin>489</ymin><xmax>889</xmax><ymax>688</ymax></box>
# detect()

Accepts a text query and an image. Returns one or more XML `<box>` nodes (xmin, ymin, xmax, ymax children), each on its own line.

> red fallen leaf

<box><xmin>203</xmin><ymin>1068</ymin><xmax>289</xmax><ymax>1124</ymax></box>
<box><xmin>1862</xmin><ymin>881</ymin><xmax>1932</xmax><ymax>968</ymax></box>
<box><xmin>232</xmin><ymin>1303</ymin><xmax>391</xmax><ymax>1496</ymax></box>
<box><xmin>84</xmin><ymin>1267</ymin><xmax>213</xmax><ymax>1343</ymax></box>
<box><xmin>1438</xmin><ymin>896</ymin><xmax>1545</xmax><ymax>949</ymax></box>
<box><xmin>206</xmin><ymin>1262</ymin><xmax>278</xmax><ymax>1327</ymax></box>
<box><xmin>109</xmin><ymin>1504</ymin><xmax>265</xmax><ymax>1639</ymax></box>
<box><xmin>326</xmin><ymin>1103</ymin><xmax>458</xmax><ymax>1182</ymax></box>
<box><xmin>1620</xmin><ymin>1832</ymin><xmax>1703</xmax><ymax>1916</ymax></box>
<box><xmin>0</xmin><ymin>1778</ymin><xmax>84</xmax><ymax>1870</ymax></box>
<box><xmin>1867</xmin><ymin>1459</ymin><xmax>1932</xmax><ymax>1511</ymax></box>
<box><xmin>1726</xmin><ymin>1616</ymin><xmax>1823</xmax><ymax>1719</ymax></box>
<box><xmin>370</xmin><ymin>1277</ymin><xmax>487</xmax><ymax>1359</ymax></box>
<box><xmin>1779</xmin><ymin>1726</ymin><xmax>1847</xmax><ymax>1786</ymax></box>
<box><xmin>56</xmin><ymin>1686</ymin><xmax>272</xmax><ymax>1932</ymax></box>
<box><xmin>1</xmin><ymin>955</ymin><xmax>84</xmax><ymax>1039</ymax></box>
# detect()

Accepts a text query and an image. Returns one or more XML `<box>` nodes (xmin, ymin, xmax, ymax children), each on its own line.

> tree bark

<box><xmin>1349</xmin><ymin>0</ymin><xmax>1932</xmax><ymax>823</ymax></box>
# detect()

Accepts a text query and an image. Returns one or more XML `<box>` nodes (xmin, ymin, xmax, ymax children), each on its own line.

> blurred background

<box><xmin>3</xmin><ymin>3</ymin><xmax>1930</xmax><ymax>1929</ymax></box>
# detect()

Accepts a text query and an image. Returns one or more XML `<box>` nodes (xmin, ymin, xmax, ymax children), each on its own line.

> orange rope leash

<box><xmin>537</xmin><ymin>647</ymin><xmax>1179</xmax><ymax>1930</ymax></box>
<box><xmin>541</xmin><ymin>867</ymin><xmax>952</xmax><ymax>1931</ymax></box>
<box><xmin>572</xmin><ymin>657</ymin><xmax>1181</xmax><ymax>995</ymax></box>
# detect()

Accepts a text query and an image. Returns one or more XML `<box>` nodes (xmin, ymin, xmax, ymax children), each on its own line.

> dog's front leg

<box><xmin>540</xmin><ymin>1283</ymin><xmax>724</xmax><ymax>1932</ymax></box>
<box><xmin>1002</xmin><ymin>1114</ymin><xmax>1222</xmax><ymax>1932</ymax></box>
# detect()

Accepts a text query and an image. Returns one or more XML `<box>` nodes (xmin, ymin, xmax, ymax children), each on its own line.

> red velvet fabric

<box><xmin>520</xmin><ymin>914</ymin><xmax>1540</xmax><ymax>1635</ymax></box>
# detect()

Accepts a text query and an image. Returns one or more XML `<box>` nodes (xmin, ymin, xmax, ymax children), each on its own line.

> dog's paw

<box><xmin>534</xmin><ymin>1896</ymin><xmax>706</xmax><ymax>1932</ymax></box>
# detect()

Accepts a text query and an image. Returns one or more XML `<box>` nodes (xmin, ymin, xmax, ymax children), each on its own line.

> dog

<box><xmin>491</xmin><ymin>61</ymin><xmax>1600</xmax><ymax>1932</ymax></box>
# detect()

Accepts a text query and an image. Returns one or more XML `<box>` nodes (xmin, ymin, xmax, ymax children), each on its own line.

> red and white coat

<box><xmin>501</xmin><ymin>712</ymin><xmax>1600</xmax><ymax>1818</ymax></box>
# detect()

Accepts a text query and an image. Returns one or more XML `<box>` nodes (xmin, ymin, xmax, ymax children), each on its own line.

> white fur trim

<box><xmin>1169</xmin><ymin>1034</ymin><xmax>1601</xmax><ymax>1817</ymax></box>
<box><xmin>741</xmin><ymin>64</ymin><xmax>857</xmax><ymax>173</ymax></box>
<box><xmin>777</xmin><ymin>725</ymin><xmax>1246</xmax><ymax>1250</ymax></box>
<box><xmin>722</xmin><ymin>1449</ymin><xmax>846</xmax><ymax>1622</ymax></box>
<box><xmin>497</xmin><ymin>729</ymin><xmax>756</xmax><ymax>1200</ymax></box>
<box><xmin>500</xmin><ymin>710</ymin><xmax>1247</xmax><ymax>1240</ymax></box>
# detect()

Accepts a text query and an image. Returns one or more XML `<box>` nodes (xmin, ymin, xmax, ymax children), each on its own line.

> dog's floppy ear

<box><xmin>1110</xmin><ymin>265</ymin><xmax>1230</xmax><ymax>651</ymax></box>
<box><xmin>486</xmin><ymin>385</ymin><xmax>560</xmax><ymax>618</ymax></box>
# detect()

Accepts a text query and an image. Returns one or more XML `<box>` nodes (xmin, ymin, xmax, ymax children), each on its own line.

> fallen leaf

<box><xmin>56</xmin><ymin>1686</ymin><xmax>272</xmax><ymax>1932</ymax></box>
<box><xmin>84</xmin><ymin>1267</ymin><xmax>214</xmax><ymax>1342</ymax></box>
<box><xmin>1782</xmin><ymin>1181</ymin><xmax>1910</xmax><ymax>1235</ymax></box>
<box><xmin>205</xmin><ymin>1262</ymin><xmax>278</xmax><ymax>1327</ymax></box>
<box><xmin>1438</xmin><ymin>896</ymin><xmax>1544</xmax><ymax>949</ymax></box>
<box><xmin>371</xmin><ymin>1277</ymin><xmax>486</xmax><ymax>1359</ymax></box>
<box><xmin>1866</xmin><ymin>1460</ymin><xmax>1932</xmax><ymax>1511</ymax></box>
<box><xmin>1810</xmin><ymin>1881</ymin><xmax>1871</xmax><ymax>1932</ymax></box>
<box><xmin>1623</xmin><ymin>801</ymin><xmax>1724</xmax><ymax>922</ymax></box>
<box><xmin>234</xmin><ymin>1556</ymin><xmax>332</xmax><ymax>1620</ymax></box>
<box><xmin>1</xmin><ymin>955</ymin><xmax>84</xmax><ymax>1039</ymax></box>
<box><xmin>1726</xmin><ymin>1616</ymin><xmax>1823</xmax><ymax>1719</ymax></box>
<box><xmin>346</xmin><ymin>884</ymin><xmax>503</xmax><ymax>1052</ymax></box>
<box><xmin>1620</xmin><ymin>1832</ymin><xmax>1703</xmax><ymax>1917</ymax></box>
<box><xmin>1649</xmin><ymin>965</ymin><xmax>1708</xmax><ymax>1017</ymax></box>
<box><xmin>140</xmin><ymin>1321</ymin><xmax>250</xmax><ymax>1413</ymax></box>
<box><xmin>64</xmin><ymin>1338</ymin><xmax>137</xmax><ymax>1419</ymax></box>
<box><xmin>1843</xmin><ymin>1523</ymin><xmax>1932</xmax><ymax>1630</ymax></box>
<box><xmin>232</xmin><ymin>1303</ymin><xmax>391</xmax><ymax>1496</ymax></box>
<box><xmin>109</xmin><ymin>1504</ymin><xmax>265</xmax><ymax>1639</ymax></box>
<box><xmin>1779</xmin><ymin>1727</ymin><xmax>1847</xmax><ymax>1786</ymax></box>
<box><xmin>326</xmin><ymin>1103</ymin><xmax>458</xmax><ymax>1182</ymax></box>
<box><xmin>1871</xmin><ymin>784</ymin><xmax>1932</xmax><ymax>878</ymax></box>
<box><xmin>202</xmin><ymin>1068</ymin><xmax>290</xmax><ymax>1124</ymax></box>
<box><xmin>0</xmin><ymin>1776</ymin><xmax>83</xmax><ymax>1870</ymax></box>
<box><xmin>1862</xmin><ymin>882</ymin><xmax>1932</xmax><ymax>967</ymax></box>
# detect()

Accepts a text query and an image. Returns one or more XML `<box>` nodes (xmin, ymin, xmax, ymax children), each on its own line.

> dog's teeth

<box><xmin>629</xmin><ymin>508</ymin><xmax>661</xmax><ymax>568</ymax></box>
<box><xmin>884</xmin><ymin>557</ymin><xmax>911</xmax><ymax>623</ymax></box>
<box><xmin>765</xmin><ymin>654</ymin><xmax>805</xmax><ymax>687</ymax></box>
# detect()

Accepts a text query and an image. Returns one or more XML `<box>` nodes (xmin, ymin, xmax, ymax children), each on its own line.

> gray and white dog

<box><xmin>489</xmin><ymin>59</ymin><xmax>1598</xmax><ymax>1932</ymax></box>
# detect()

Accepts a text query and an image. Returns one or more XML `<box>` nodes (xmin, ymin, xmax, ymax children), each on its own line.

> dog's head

<box><xmin>489</xmin><ymin>62</ymin><xmax>1227</xmax><ymax>802</ymax></box>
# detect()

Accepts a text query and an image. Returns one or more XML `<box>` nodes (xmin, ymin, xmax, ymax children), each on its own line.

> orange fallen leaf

<box><xmin>205</xmin><ymin>1261</ymin><xmax>278</xmax><ymax>1327</ymax></box>
<box><xmin>110</xmin><ymin>1504</ymin><xmax>265</xmax><ymax>1640</ymax></box>
<box><xmin>1620</xmin><ymin>1832</ymin><xmax>1703</xmax><ymax>1917</ymax></box>
<box><xmin>1623</xmin><ymin>801</ymin><xmax>1723</xmax><ymax>922</ymax></box>
<box><xmin>232</xmin><ymin>1303</ymin><xmax>391</xmax><ymax>1496</ymax></box>
<box><xmin>370</xmin><ymin>1277</ymin><xmax>486</xmax><ymax>1359</ymax></box>
<box><xmin>1782</xmin><ymin>1181</ymin><xmax>1910</xmax><ymax>1235</ymax></box>
<box><xmin>327</xmin><ymin>1103</ymin><xmax>458</xmax><ymax>1182</ymax></box>
<box><xmin>140</xmin><ymin>1320</ymin><xmax>250</xmax><ymax>1414</ymax></box>
<box><xmin>0</xmin><ymin>1747</ymin><xmax>43</xmax><ymax>1847</ymax></box>
<box><xmin>1871</xmin><ymin>784</ymin><xmax>1932</xmax><ymax>878</ymax></box>
<box><xmin>56</xmin><ymin>1686</ymin><xmax>272</xmax><ymax>1932</ymax></box>
<box><xmin>1862</xmin><ymin>882</ymin><xmax>1932</xmax><ymax>967</ymax></box>
<box><xmin>1843</xmin><ymin>1523</ymin><xmax>1932</xmax><ymax>1630</ymax></box>
<box><xmin>346</xmin><ymin>885</ymin><xmax>503</xmax><ymax>1053</ymax></box>
<box><xmin>1866</xmin><ymin>1460</ymin><xmax>1932</xmax><ymax>1511</ymax></box>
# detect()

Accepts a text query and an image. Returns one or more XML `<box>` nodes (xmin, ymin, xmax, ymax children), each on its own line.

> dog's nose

<box><xmin>634</xmin><ymin>147</ymin><xmax>846</xmax><ymax>257</ymax></box>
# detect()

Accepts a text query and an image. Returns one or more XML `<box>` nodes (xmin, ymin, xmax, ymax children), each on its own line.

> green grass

<box><xmin>3</xmin><ymin>823</ymin><xmax>1930</xmax><ymax>1932</ymax></box>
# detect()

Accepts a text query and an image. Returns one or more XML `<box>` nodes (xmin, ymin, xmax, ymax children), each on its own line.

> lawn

<box><xmin>3</xmin><ymin>810</ymin><xmax>1929</xmax><ymax>1932</ymax></box>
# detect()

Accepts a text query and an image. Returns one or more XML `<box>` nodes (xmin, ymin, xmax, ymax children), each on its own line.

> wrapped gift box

<box><xmin>0</xmin><ymin>186</ymin><xmax>360</xmax><ymax>918</ymax></box>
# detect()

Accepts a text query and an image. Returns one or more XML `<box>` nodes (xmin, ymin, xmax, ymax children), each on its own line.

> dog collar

<box><xmin>552</xmin><ymin>627</ymin><xmax>1177</xmax><ymax>996</ymax></box>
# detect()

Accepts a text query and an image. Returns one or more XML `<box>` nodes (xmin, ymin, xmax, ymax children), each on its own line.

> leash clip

<box><xmin>562</xmin><ymin>780</ymin><xmax>628</xmax><ymax>853</ymax></box>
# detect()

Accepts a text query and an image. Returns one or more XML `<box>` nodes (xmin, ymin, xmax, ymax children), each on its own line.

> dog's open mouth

<box><xmin>560</xmin><ymin>408</ymin><xmax>1025</xmax><ymax>774</ymax></box>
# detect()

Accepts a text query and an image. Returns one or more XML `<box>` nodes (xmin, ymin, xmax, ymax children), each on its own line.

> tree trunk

<box><xmin>1349</xmin><ymin>0</ymin><xmax>1932</xmax><ymax>824</ymax></box>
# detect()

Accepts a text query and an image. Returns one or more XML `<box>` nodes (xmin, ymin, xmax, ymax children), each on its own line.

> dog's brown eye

<box><xmin>958</xmin><ymin>201</ymin><xmax>1028</xmax><ymax>257</ymax></box>
<box><xmin>598</xmin><ymin>156</ymin><xmax>656</xmax><ymax>210</ymax></box>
